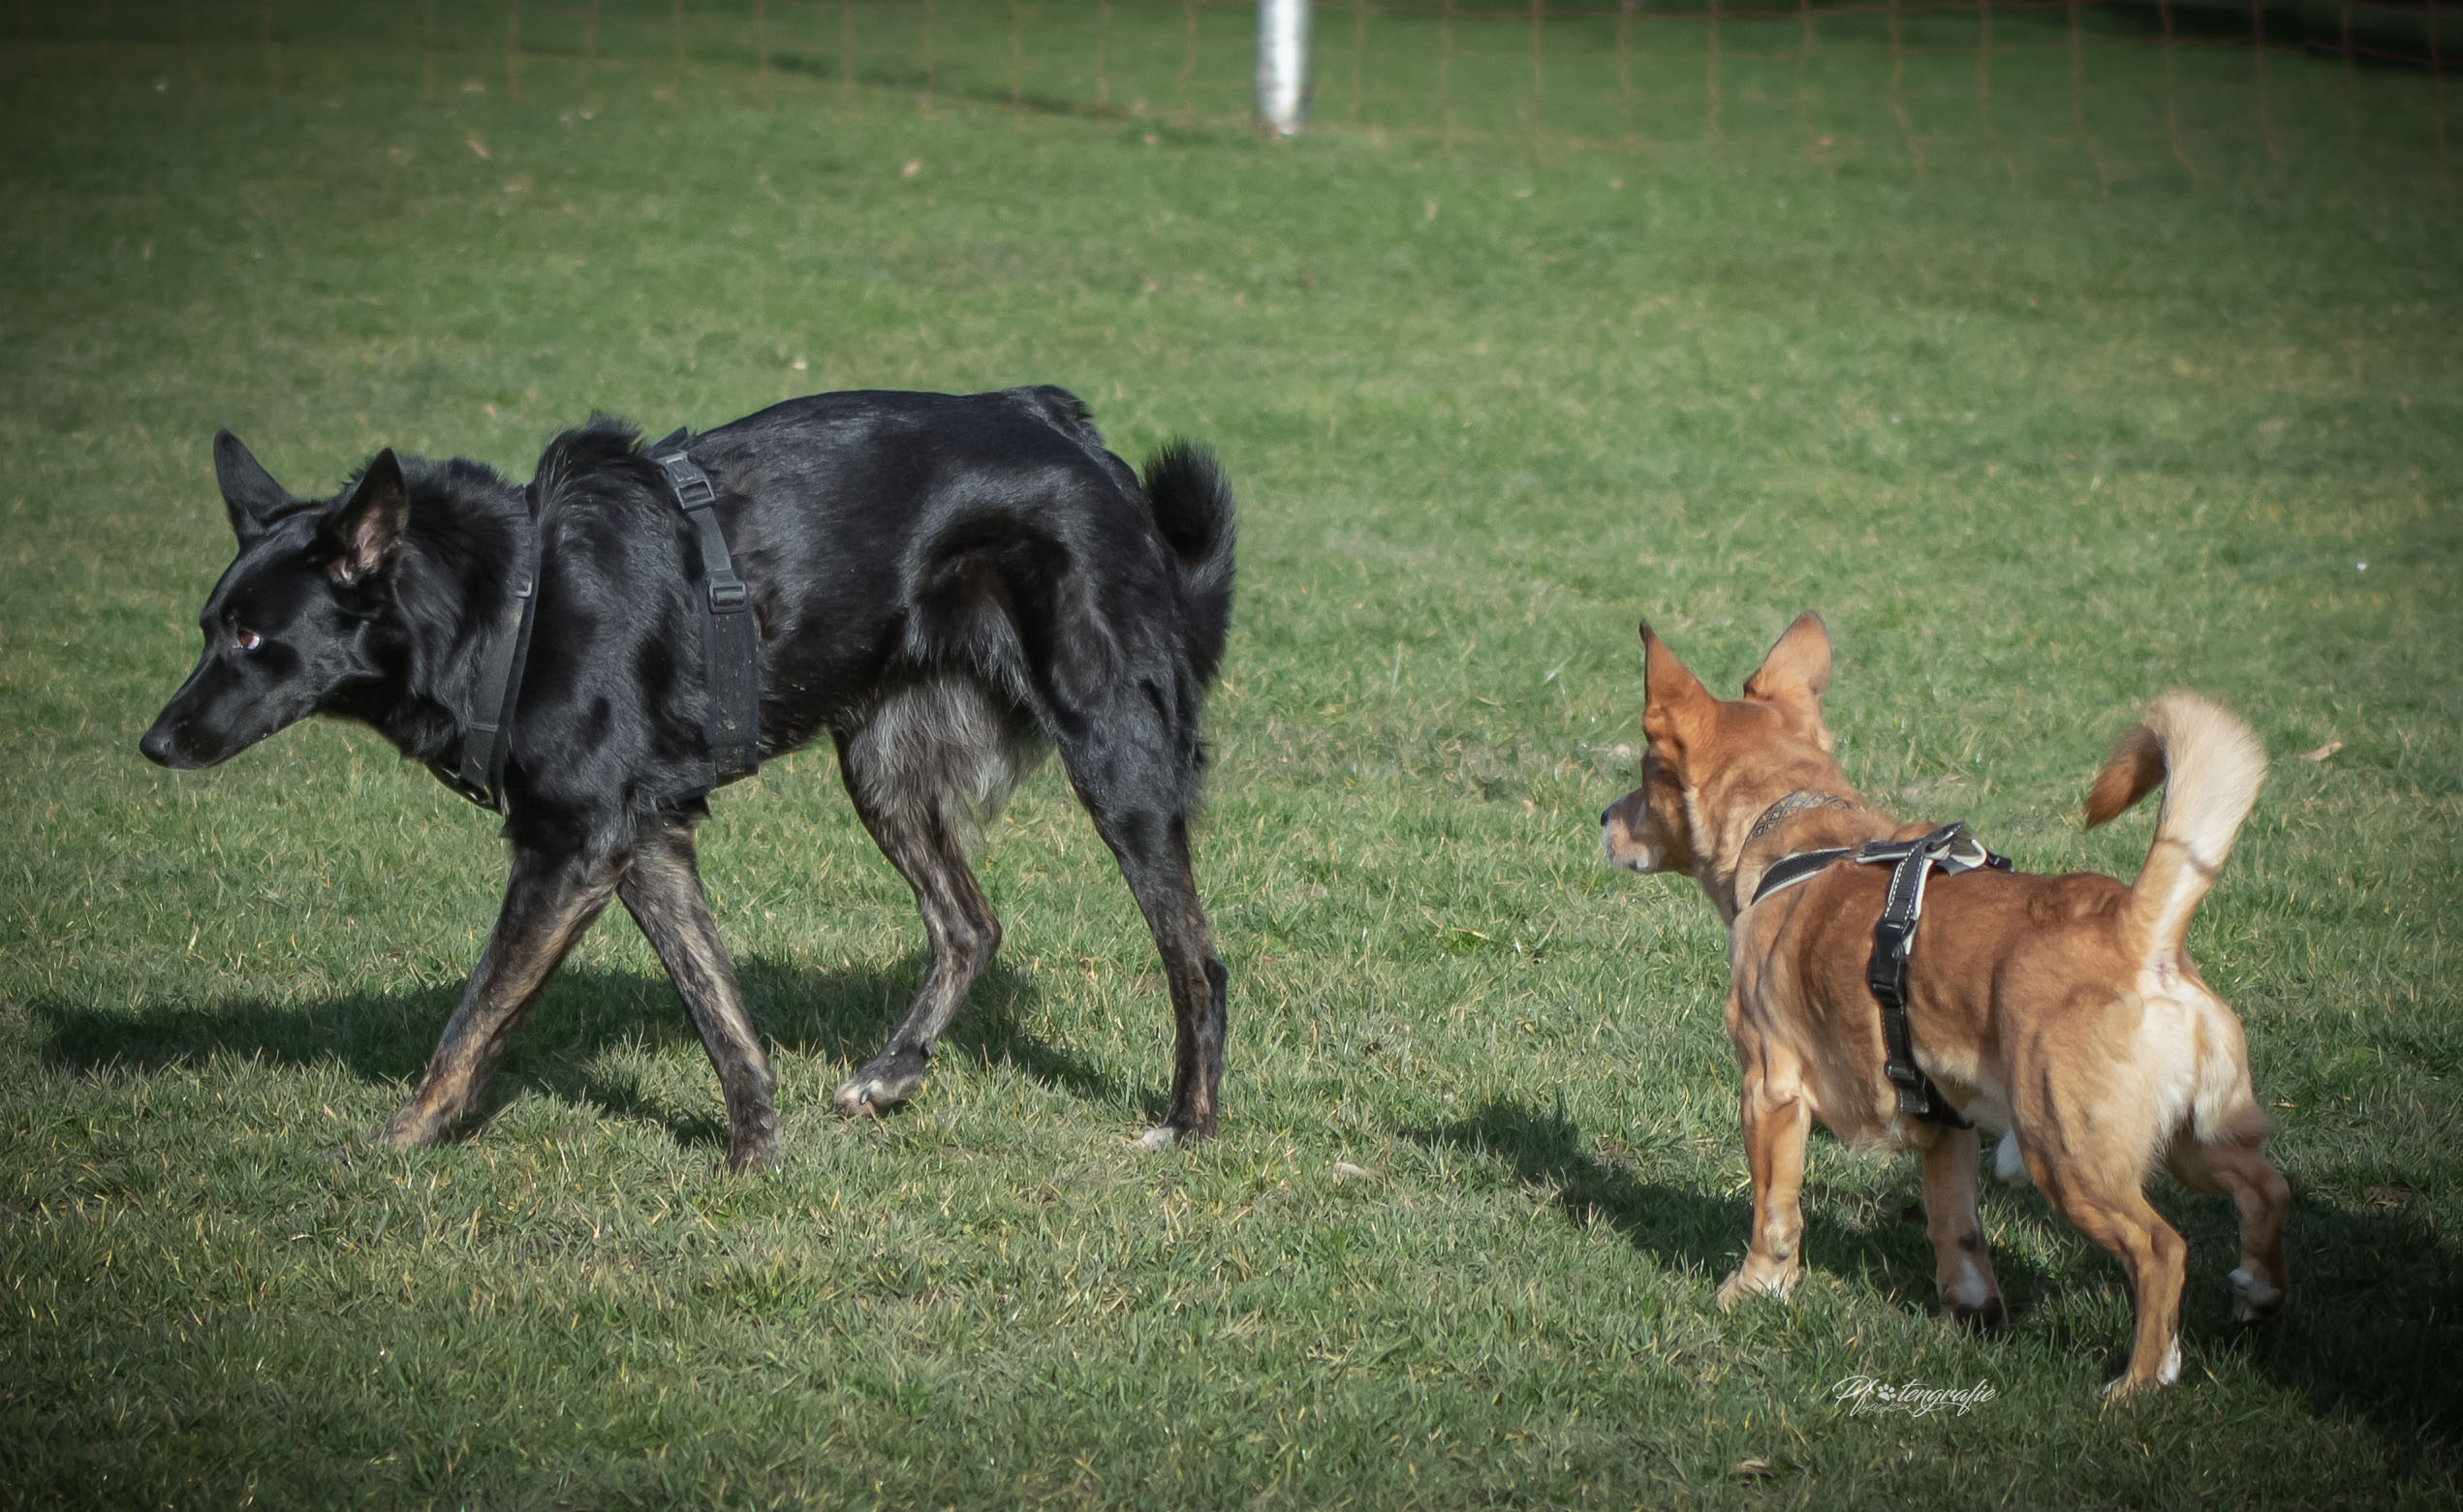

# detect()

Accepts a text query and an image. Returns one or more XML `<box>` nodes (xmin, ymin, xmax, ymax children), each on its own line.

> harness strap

<box><xmin>645</xmin><ymin>429</ymin><xmax>761</xmax><ymax>791</ymax></box>
<box><xmin>429</xmin><ymin>484</ymin><xmax>541</xmax><ymax>811</ymax></box>
<box><xmin>1747</xmin><ymin>821</ymin><xmax>2011</xmax><ymax>1127</ymax></box>
<box><xmin>1751</xmin><ymin>847</ymin><xmax>1855</xmax><ymax>904</ymax></box>
<box><xmin>1856</xmin><ymin>823</ymin><xmax>2010</xmax><ymax>1127</ymax></box>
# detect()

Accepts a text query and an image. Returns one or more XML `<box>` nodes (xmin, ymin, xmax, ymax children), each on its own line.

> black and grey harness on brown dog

<box><xmin>1753</xmin><ymin>815</ymin><xmax>2012</xmax><ymax>1126</ymax></box>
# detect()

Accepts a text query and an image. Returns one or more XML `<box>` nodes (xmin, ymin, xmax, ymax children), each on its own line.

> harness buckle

<box><xmin>707</xmin><ymin>577</ymin><xmax>747</xmax><ymax>612</ymax></box>
<box><xmin>652</xmin><ymin>451</ymin><xmax>716</xmax><ymax>510</ymax></box>
<box><xmin>1867</xmin><ymin>916</ymin><xmax>1915</xmax><ymax>1003</ymax></box>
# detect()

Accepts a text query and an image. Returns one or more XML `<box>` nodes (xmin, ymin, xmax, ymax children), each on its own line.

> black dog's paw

<box><xmin>1137</xmin><ymin>1107</ymin><xmax>1220</xmax><ymax>1151</ymax></box>
<box><xmin>379</xmin><ymin>1099</ymin><xmax>452</xmax><ymax>1153</ymax></box>
<box><xmin>726</xmin><ymin>1118</ymin><xmax>780</xmax><ymax>1174</ymax></box>
<box><xmin>833</xmin><ymin>1046</ymin><xmax>932</xmax><ymax>1120</ymax></box>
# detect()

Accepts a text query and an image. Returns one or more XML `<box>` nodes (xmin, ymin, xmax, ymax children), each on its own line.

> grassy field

<box><xmin>3</xmin><ymin>4</ymin><xmax>2460</xmax><ymax>1507</ymax></box>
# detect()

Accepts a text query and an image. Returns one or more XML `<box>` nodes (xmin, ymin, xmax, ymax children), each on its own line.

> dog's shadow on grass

<box><xmin>1402</xmin><ymin>1094</ymin><xmax>2220</xmax><ymax>1359</ymax></box>
<box><xmin>1408</xmin><ymin>1096</ymin><xmax>1741</xmax><ymax>1279</ymax></box>
<box><xmin>1419</xmin><ymin>1096</ymin><xmax>2463</xmax><ymax>1479</ymax></box>
<box><xmin>31</xmin><ymin>953</ymin><xmax>1126</xmax><ymax>1154</ymax></box>
<box><xmin>2180</xmin><ymin>1192</ymin><xmax>2463</xmax><ymax>1480</ymax></box>
<box><xmin>1403</xmin><ymin>1095</ymin><xmax>2043</xmax><ymax>1304</ymax></box>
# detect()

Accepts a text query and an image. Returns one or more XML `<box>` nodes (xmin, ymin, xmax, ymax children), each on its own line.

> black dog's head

<box><xmin>141</xmin><ymin>432</ymin><xmax>448</xmax><ymax>769</ymax></box>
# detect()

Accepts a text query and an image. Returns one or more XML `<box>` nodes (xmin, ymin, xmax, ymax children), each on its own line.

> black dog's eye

<box><xmin>234</xmin><ymin>628</ymin><xmax>263</xmax><ymax>652</ymax></box>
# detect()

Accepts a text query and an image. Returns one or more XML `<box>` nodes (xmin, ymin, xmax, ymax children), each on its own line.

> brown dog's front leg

<box><xmin>1921</xmin><ymin>1126</ymin><xmax>2009</xmax><ymax>1331</ymax></box>
<box><xmin>381</xmin><ymin>848</ymin><xmax>621</xmax><ymax>1152</ymax></box>
<box><xmin>1719</xmin><ymin>1048</ymin><xmax>1813</xmax><ymax>1309</ymax></box>
<box><xmin>616</xmin><ymin>818</ymin><xmax>778</xmax><ymax>1173</ymax></box>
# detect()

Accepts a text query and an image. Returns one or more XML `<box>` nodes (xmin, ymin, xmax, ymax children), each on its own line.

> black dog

<box><xmin>141</xmin><ymin>387</ymin><xmax>1235</xmax><ymax>1170</ymax></box>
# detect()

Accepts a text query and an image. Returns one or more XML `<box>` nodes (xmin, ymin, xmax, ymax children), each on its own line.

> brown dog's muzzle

<box><xmin>1601</xmin><ymin>787</ymin><xmax>1656</xmax><ymax>872</ymax></box>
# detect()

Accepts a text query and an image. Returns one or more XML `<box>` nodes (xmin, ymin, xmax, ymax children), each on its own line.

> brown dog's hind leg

<box><xmin>381</xmin><ymin>847</ymin><xmax>623</xmax><ymax>1153</ymax></box>
<box><xmin>2168</xmin><ymin>1136</ymin><xmax>2291</xmax><ymax>1329</ymax></box>
<box><xmin>1920</xmin><ymin>1126</ymin><xmax>2009</xmax><ymax>1331</ymax></box>
<box><xmin>617</xmin><ymin>818</ymin><xmax>779</xmax><ymax>1173</ymax></box>
<box><xmin>2035</xmin><ymin>1161</ymin><xmax>2190</xmax><ymax>1398</ymax></box>
<box><xmin>1718</xmin><ymin>1041</ymin><xmax>1813</xmax><ymax>1308</ymax></box>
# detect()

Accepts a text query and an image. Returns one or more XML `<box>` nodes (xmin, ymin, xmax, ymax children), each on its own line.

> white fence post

<box><xmin>1258</xmin><ymin>0</ymin><xmax>1311</xmax><ymax>135</ymax></box>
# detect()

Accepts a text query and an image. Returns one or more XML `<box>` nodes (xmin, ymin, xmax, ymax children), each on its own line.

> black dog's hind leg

<box><xmin>1053</xmin><ymin>716</ymin><xmax>1227</xmax><ymax>1147</ymax></box>
<box><xmin>617</xmin><ymin>816</ymin><xmax>780</xmax><ymax>1172</ymax></box>
<box><xmin>829</xmin><ymin>730</ymin><xmax>1006</xmax><ymax>1119</ymax></box>
<box><xmin>1097</xmin><ymin>807</ymin><xmax>1227</xmax><ymax>1147</ymax></box>
<box><xmin>381</xmin><ymin>846</ymin><xmax>622</xmax><ymax>1152</ymax></box>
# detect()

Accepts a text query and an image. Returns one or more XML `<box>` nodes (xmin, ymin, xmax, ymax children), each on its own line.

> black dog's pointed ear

<box><xmin>214</xmin><ymin>430</ymin><xmax>291</xmax><ymax>540</ymax></box>
<box><xmin>317</xmin><ymin>450</ymin><xmax>411</xmax><ymax>583</ymax></box>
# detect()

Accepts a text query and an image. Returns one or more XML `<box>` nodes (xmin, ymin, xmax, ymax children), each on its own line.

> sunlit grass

<box><xmin>1</xmin><ymin>9</ymin><xmax>2458</xmax><ymax>1508</ymax></box>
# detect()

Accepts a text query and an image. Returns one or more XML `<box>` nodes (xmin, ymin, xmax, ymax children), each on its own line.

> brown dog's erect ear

<box><xmin>1742</xmin><ymin>610</ymin><xmax>1831</xmax><ymax>714</ymax></box>
<box><xmin>213</xmin><ymin>430</ymin><xmax>292</xmax><ymax>542</ymax></box>
<box><xmin>318</xmin><ymin>450</ymin><xmax>411</xmax><ymax>583</ymax></box>
<box><xmin>1640</xmin><ymin>620</ymin><xmax>1715</xmax><ymax>755</ymax></box>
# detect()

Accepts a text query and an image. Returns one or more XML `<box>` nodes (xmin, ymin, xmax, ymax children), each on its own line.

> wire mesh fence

<box><xmin>19</xmin><ymin>1</ymin><xmax>2455</xmax><ymax>187</ymax></box>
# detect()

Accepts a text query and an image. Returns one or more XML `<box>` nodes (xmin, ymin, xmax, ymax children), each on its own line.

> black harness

<box><xmin>644</xmin><ymin>429</ymin><xmax>762</xmax><ymax>792</ymax></box>
<box><xmin>1750</xmin><ymin>818</ymin><xmax>2012</xmax><ymax>1127</ymax></box>
<box><xmin>427</xmin><ymin>484</ymin><xmax>542</xmax><ymax>809</ymax></box>
<box><xmin>428</xmin><ymin>433</ymin><xmax>762</xmax><ymax>811</ymax></box>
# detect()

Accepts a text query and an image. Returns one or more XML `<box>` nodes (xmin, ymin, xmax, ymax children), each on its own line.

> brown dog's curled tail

<box><xmin>2085</xmin><ymin>692</ymin><xmax>2268</xmax><ymax>969</ymax></box>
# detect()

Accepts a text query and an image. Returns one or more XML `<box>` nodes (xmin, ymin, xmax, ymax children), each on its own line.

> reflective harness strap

<box><xmin>1751</xmin><ymin>847</ymin><xmax>1855</xmax><ymax>903</ymax></box>
<box><xmin>644</xmin><ymin>429</ymin><xmax>762</xmax><ymax>792</ymax></box>
<box><xmin>429</xmin><ymin>484</ymin><xmax>541</xmax><ymax>812</ymax></box>
<box><xmin>1749</xmin><ymin>821</ymin><xmax>2012</xmax><ymax>1128</ymax></box>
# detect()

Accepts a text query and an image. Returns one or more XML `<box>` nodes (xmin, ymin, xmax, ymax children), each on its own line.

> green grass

<box><xmin>3</xmin><ymin>5</ymin><xmax>2460</xmax><ymax>1508</ymax></box>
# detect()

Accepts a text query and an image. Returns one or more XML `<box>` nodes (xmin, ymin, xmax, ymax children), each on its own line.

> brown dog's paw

<box><xmin>2103</xmin><ymin>1338</ymin><xmax>2185</xmax><ymax>1401</ymax></box>
<box><xmin>1715</xmin><ymin>1259</ymin><xmax>1801</xmax><ymax>1310</ymax></box>
<box><xmin>2229</xmin><ymin>1266</ymin><xmax>2287</xmax><ymax>1329</ymax></box>
<box><xmin>1946</xmin><ymin>1294</ymin><xmax>2011</xmax><ymax>1334</ymax></box>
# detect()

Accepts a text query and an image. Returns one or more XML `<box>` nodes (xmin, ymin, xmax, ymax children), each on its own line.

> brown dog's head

<box><xmin>1602</xmin><ymin>612</ymin><xmax>1841</xmax><ymax>893</ymax></box>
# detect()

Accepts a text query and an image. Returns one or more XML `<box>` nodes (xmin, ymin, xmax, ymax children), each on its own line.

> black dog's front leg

<box><xmin>380</xmin><ymin>846</ymin><xmax>621</xmax><ymax>1153</ymax></box>
<box><xmin>616</xmin><ymin>817</ymin><xmax>779</xmax><ymax>1172</ymax></box>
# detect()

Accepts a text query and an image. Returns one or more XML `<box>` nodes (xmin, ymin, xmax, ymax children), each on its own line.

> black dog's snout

<box><xmin>1600</xmin><ymin>804</ymin><xmax>1613</xmax><ymax>826</ymax></box>
<box><xmin>140</xmin><ymin>717</ymin><xmax>196</xmax><ymax>768</ymax></box>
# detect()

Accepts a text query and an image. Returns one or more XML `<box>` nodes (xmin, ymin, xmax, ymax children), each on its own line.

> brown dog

<box><xmin>1602</xmin><ymin>613</ymin><xmax>2289</xmax><ymax>1397</ymax></box>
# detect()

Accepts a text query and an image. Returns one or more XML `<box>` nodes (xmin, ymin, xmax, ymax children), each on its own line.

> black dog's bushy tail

<box><xmin>1140</xmin><ymin>442</ymin><xmax>1236</xmax><ymax>686</ymax></box>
